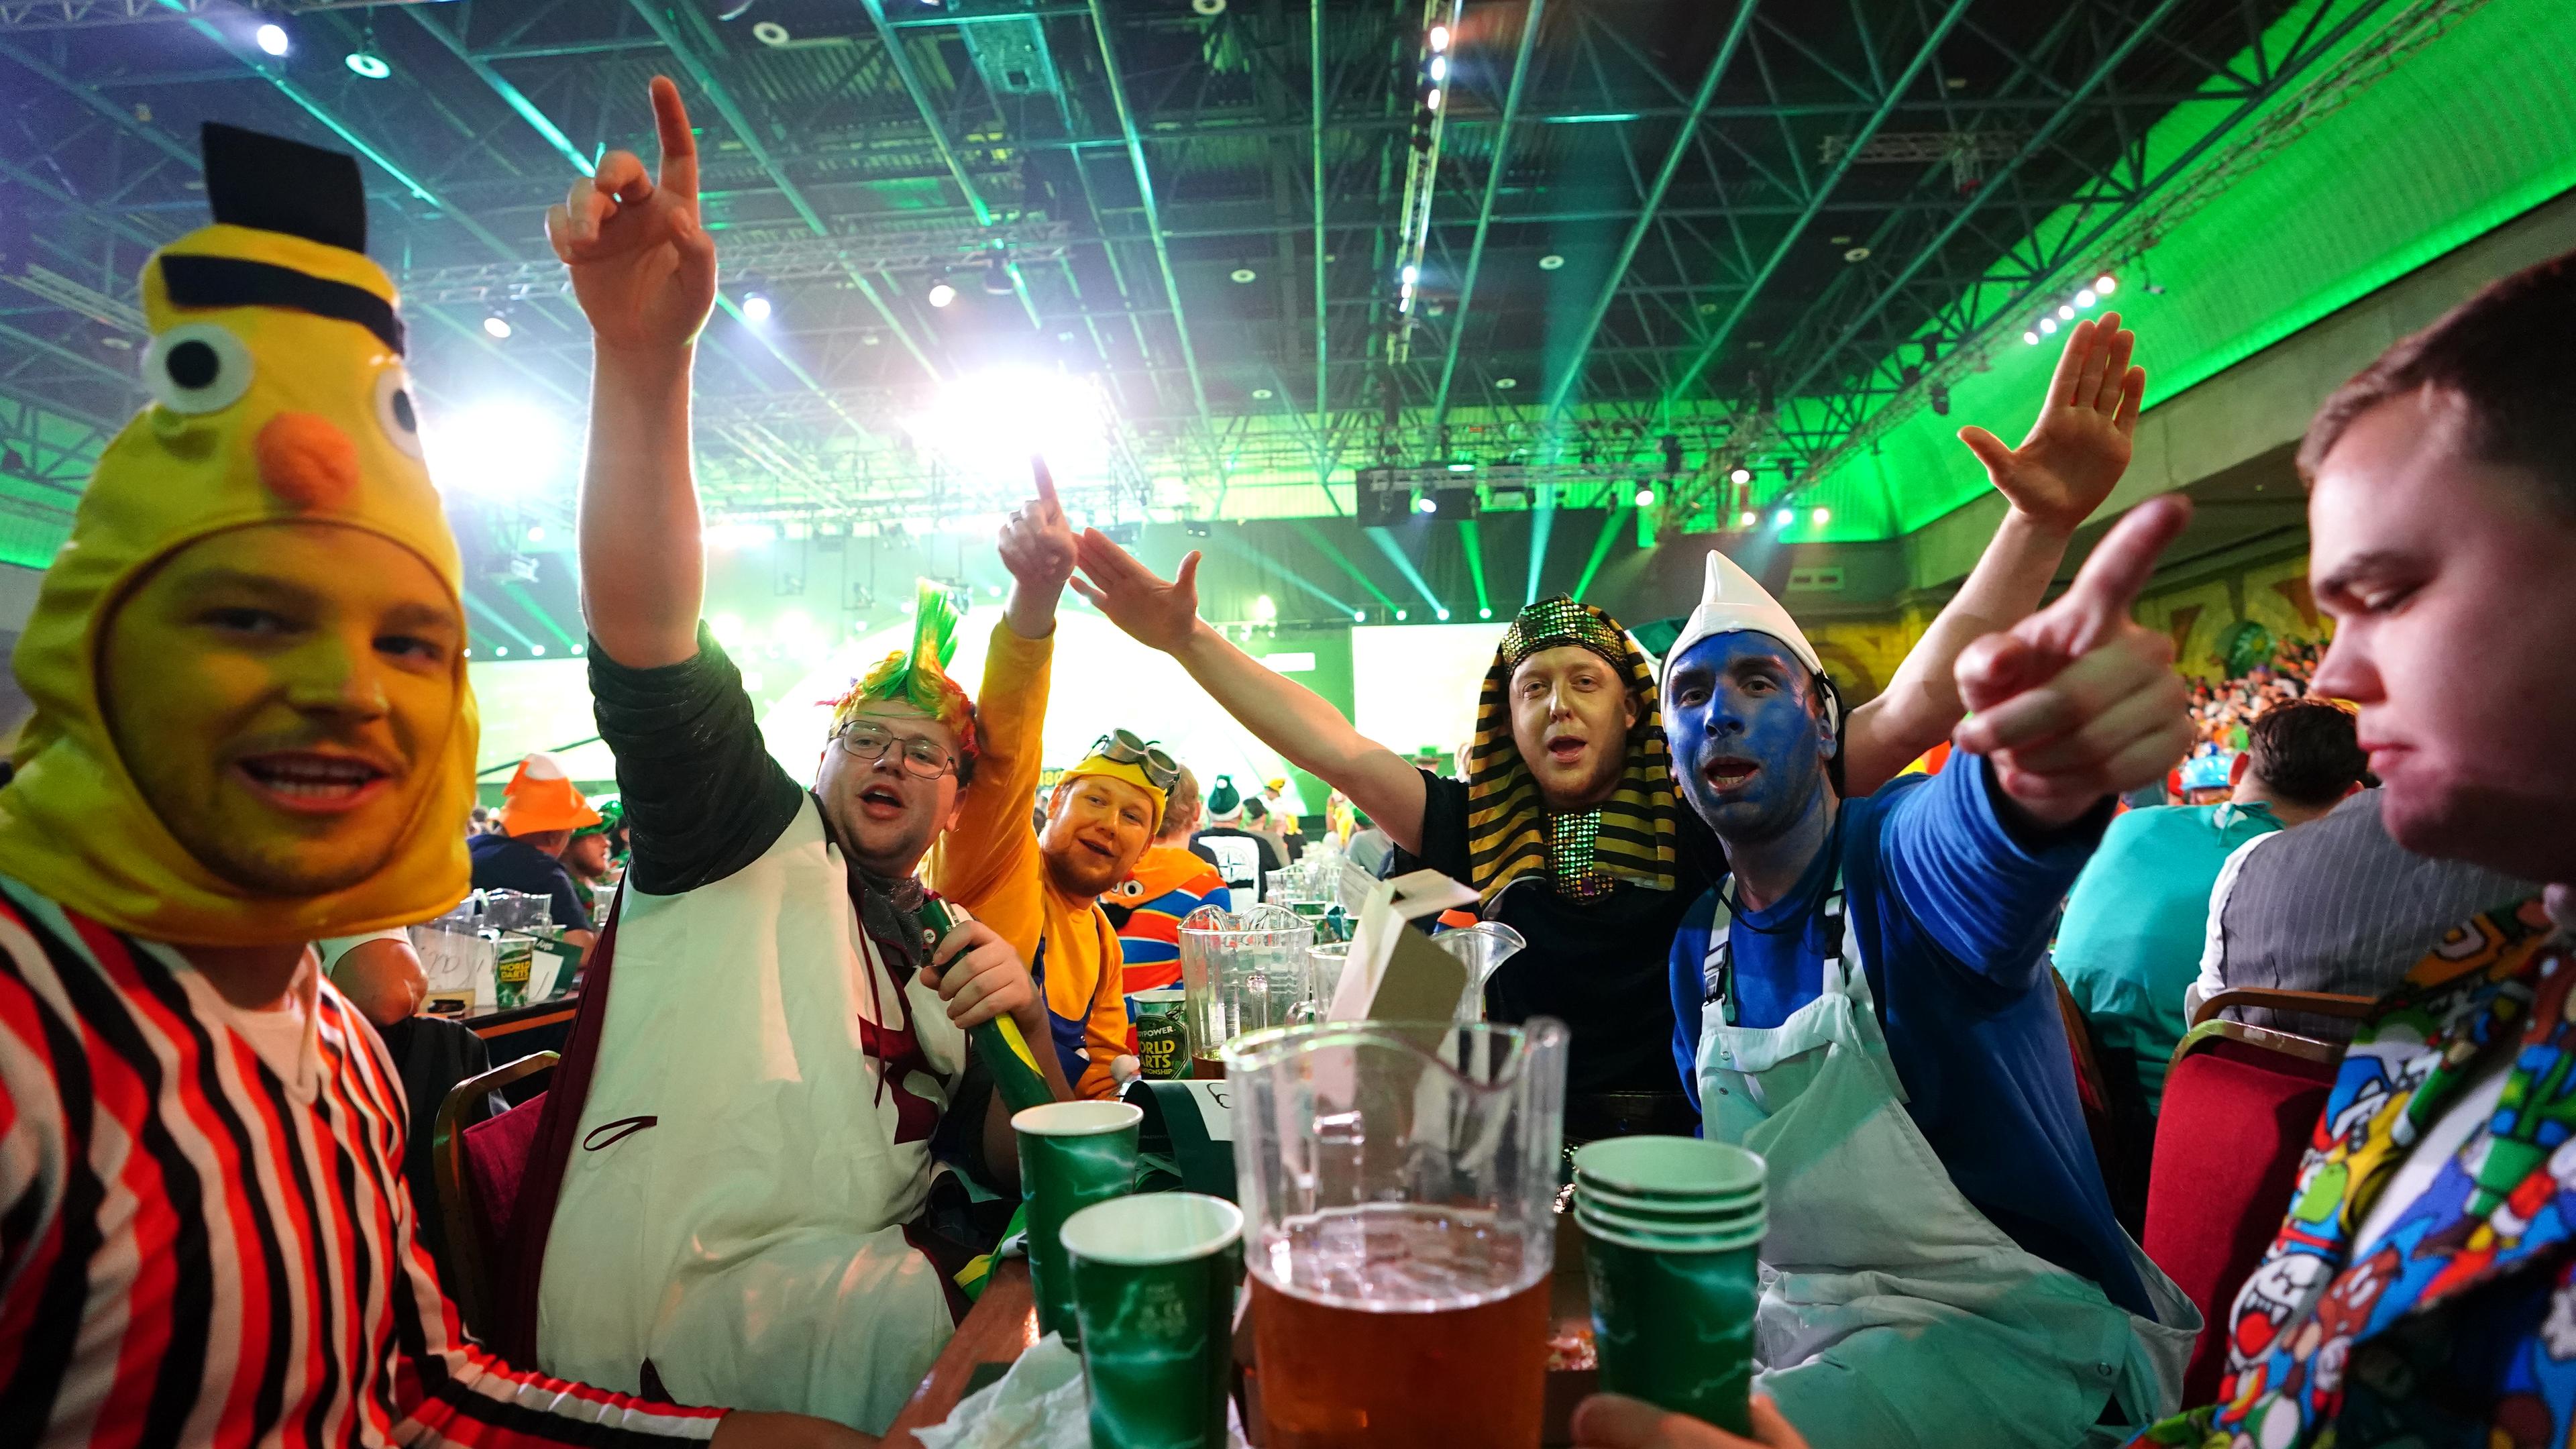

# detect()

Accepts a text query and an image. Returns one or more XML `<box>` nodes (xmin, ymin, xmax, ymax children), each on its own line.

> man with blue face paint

<box><xmin>1661</xmin><ymin>493</ymin><xmax>2208</xmax><ymax>1449</ymax></box>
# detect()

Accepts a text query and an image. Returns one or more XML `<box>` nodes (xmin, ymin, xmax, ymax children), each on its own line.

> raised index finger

<box><xmin>1030</xmin><ymin>453</ymin><xmax>1061</xmax><ymax>517</ymax></box>
<box><xmin>649</xmin><ymin>74</ymin><xmax>699</xmax><ymax>200</ymax></box>
<box><xmin>2045</xmin><ymin>494</ymin><xmax>2191</xmax><ymax>653</ymax></box>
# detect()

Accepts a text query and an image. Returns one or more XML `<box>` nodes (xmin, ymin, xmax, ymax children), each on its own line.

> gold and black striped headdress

<box><xmin>1463</xmin><ymin>596</ymin><xmax>1678</xmax><ymax>902</ymax></box>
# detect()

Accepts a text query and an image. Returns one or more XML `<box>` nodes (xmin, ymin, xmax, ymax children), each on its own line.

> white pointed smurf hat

<box><xmin>1663</xmin><ymin>549</ymin><xmax>1838</xmax><ymax>728</ymax></box>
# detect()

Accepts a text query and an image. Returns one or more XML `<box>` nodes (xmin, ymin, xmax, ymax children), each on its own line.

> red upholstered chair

<box><xmin>2145</xmin><ymin>989</ymin><xmax>2371</xmax><ymax>1407</ymax></box>
<box><xmin>432</xmin><ymin>1051</ymin><xmax>559</xmax><ymax>1338</ymax></box>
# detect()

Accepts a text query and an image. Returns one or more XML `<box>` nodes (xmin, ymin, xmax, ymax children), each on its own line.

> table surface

<box><xmin>880</xmin><ymin>1262</ymin><xmax>1039</xmax><ymax>1449</ymax></box>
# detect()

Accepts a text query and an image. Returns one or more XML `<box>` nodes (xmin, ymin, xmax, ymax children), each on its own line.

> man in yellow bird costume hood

<box><xmin>0</xmin><ymin>122</ymin><xmax>478</xmax><ymax>946</ymax></box>
<box><xmin>0</xmin><ymin>119</ymin><xmax>877</xmax><ymax>1448</ymax></box>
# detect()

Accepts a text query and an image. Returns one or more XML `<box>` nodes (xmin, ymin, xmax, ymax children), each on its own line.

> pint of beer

<box><xmin>1249</xmin><ymin>1207</ymin><xmax>1550</xmax><ymax>1446</ymax></box>
<box><xmin>1224</xmin><ymin>1019</ymin><xmax>1570</xmax><ymax>1449</ymax></box>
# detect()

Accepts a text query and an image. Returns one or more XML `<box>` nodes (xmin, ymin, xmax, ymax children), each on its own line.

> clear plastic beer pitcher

<box><xmin>1177</xmin><ymin>904</ymin><xmax>1314</xmax><ymax>1078</ymax></box>
<box><xmin>1223</xmin><ymin>1018</ymin><xmax>1570</xmax><ymax>1446</ymax></box>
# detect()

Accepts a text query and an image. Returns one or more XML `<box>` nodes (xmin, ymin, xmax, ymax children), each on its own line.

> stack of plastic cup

<box><xmin>1569</xmin><ymin>1136</ymin><xmax>1766</xmax><ymax>1437</ymax></box>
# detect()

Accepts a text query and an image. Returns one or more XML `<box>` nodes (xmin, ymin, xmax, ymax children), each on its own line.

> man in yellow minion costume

<box><xmin>0</xmin><ymin>121</ymin><xmax>861</xmax><ymax>1449</ymax></box>
<box><xmin>930</xmin><ymin>464</ymin><xmax>1165</xmax><ymax>1102</ymax></box>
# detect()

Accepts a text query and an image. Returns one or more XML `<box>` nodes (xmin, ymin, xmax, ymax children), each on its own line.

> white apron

<box><xmin>538</xmin><ymin>797</ymin><xmax>963</xmax><ymax>1433</ymax></box>
<box><xmin>1694</xmin><ymin>877</ymin><xmax>2200</xmax><ymax>1449</ymax></box>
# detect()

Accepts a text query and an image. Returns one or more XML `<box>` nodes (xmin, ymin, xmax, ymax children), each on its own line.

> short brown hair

<box><xmin>2298</xmin><ymin>250</ymin><xmax>2576</xmax><ymax>518</ymax></box>
<box><xmin>1159</xmin><ymin>764</ymin><xmax>1202</xmax><ymax>840</ymax></box>
<box><xmin>2245</xmin><ymin>698</ymin><xmax>2367</xmax><ymax>808</ymax></box>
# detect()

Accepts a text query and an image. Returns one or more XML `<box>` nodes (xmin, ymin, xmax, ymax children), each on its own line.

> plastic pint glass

<box><xmin>1224</xmin><ymin>1019</ymin><xmax>1569</xmax><ymax>1447</ymax></box>
<box><xmin>1178</xmin><ymin>905</ymin><xmax>1313</xmax><ymax>1079</ymax></box>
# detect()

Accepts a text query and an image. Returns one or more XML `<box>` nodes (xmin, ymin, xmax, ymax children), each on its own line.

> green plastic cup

<box><xmin>1016</xmin><ymin>1099</ymin><xmax>1145</xmax><ymax>1347</ymax></box>
<box><xmin>1062</xmin><ymin>1192</ymin><xmax>1244</xmax><ymax>1449</ymax></box>
<box><xmin>1572</xmin><ymin>1136</ymin><xmax>1766</xmax><ymax>1201</ymax></box>
<box><xmin>1576</xmin><ymin>1179</ymin><xmax>1764</xmax><ymax>1228</ymax></box>
<box><xmin>1582</xmin><ymin>1217</ymin><xmax>1762</xmax><ymax>1438</ymax></box>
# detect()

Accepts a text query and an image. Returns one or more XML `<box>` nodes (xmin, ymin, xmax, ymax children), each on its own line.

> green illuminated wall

<box><xmin>1810</xmin><ymin>0</ymin><xmax>2576</xmax><ymax>539</ymax></box>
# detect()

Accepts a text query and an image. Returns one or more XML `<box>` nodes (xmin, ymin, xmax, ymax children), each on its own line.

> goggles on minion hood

<box><xmin>1060</xmin><ymin>731</ymin><xmax>1171</xmax><ymax>835</ymax></box>
<box><xmin>828</xmin><ymin>580</ymin><xmax>980</xmax><ymax>766</ymax></box>
<box><xmin>0</xmin><ymin>124</ymin><xmax>478</xmax><ymax>947</ymax></box>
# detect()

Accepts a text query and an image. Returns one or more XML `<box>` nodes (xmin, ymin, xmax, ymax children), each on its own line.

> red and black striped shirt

<box><xmin>0</xmin><ymin>878</ymin><xmax>727</xmax><ymax>1448</ymax></box>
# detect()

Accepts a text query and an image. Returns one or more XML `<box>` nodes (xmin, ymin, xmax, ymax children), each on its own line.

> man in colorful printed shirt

<box><xmin>1567</xmin><ymin>252</ymin><xmax>2576</xmax><ymax>1449</ymax></box>
<box><xmin>0</xmin><ymin>117</ymin><xmax>855</xmax><ymax>1449</ymax></box>
<box><xmin>928</xmin><ymin>475</ymin><xmax>1161</xmax><ymax>1101</ymax></box>
<box><xmin>1104</xmin><ymin>765</ymin><xmax>1232</xmax><ymax>1004</ymax></box>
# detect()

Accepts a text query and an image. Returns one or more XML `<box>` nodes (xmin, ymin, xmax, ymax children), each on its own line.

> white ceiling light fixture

<box><xmin>345</xmin><ymin>50</ymin><xmax>390</xmax><ymax>78</ymax></box>
<box><xmin>752</xmin><ymin>20</ymin><xmax>792</xmax><ymax>46</ymax></box>
<box><xmin>1495</xmin><ymin>377</ymin><xmax>1517</xmax><ymax>390</ymax></box>
<box><xmin>1231</xmin><ymin>267</ymin><xmax>1256</xmax><ymax>283</ymax></box>
<box><xmin>1252</xmin><ymin>387</ymin><xmax>1274</xmax><ymax>400</ymax></box>
<box><xmin>256</xmin><ymin>23</ymin><xmax>289</xmax><ymax>55</ymax></box>
<box><xmin>1538</xmin><ymin>254</ymin><xmax>1565</xmax><ymax>270</ymax></box>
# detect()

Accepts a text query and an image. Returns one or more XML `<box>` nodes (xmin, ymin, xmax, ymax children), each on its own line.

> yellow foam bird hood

<box><xmin>0</xmin><ymin>123</ymin><xmax>478</xmax><ymax>946</ymax></box>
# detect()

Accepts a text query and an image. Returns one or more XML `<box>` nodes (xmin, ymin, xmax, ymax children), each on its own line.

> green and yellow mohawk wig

<box><xmin>829</xmin><ymin>579</ymin><xmax>979</xmax><ymax>766</ymax></box>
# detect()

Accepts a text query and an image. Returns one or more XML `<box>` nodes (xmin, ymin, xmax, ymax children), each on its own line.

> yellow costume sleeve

<box><xmin>928</xmin><ymin>621</ymin><xmax>1053</xmax><ymax>964</ymax></box>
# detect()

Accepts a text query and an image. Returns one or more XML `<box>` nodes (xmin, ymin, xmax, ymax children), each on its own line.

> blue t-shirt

<box><xmin>1667</xmin><ymin>757</ymin><xmax>2152</xmax><ymax>1319</ymax></box>
<box><xmin>467</xmin><ymin>832</ymin><xmax>591</xmax><ymax>934</ymax></box>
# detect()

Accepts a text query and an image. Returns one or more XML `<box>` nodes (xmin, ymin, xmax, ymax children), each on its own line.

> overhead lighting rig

<box><xmin>1386</xmin><ymin>0</ymin><xmax>1463</xmax><ymax>362</ymax></box>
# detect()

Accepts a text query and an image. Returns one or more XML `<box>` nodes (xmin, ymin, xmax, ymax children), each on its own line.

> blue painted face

<box><xmin>1662</xmin><ymin>631</ymin><xmax>1835</xmax><ymax>845</ymax></box>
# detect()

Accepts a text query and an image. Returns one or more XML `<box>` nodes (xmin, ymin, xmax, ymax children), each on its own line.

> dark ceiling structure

<box><xmin>0</xmin><ymin>0</ymin><xmax>2443</xmax><ymax>559</ymax></box>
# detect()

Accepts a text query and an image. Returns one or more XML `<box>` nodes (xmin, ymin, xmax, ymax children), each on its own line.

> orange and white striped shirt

<box><xmin>0</xmin><ymin>877</ymin><xmax>725</xmax><ymax>1448</ymax></box>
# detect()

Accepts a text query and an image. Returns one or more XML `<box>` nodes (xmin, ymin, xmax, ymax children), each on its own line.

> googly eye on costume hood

<box><xmin>144</xmin><ymin>323</ymin><xmax>256</xmax><ymax>415</ymax></box>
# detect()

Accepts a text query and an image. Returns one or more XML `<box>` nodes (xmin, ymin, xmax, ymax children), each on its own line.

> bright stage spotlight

<box><xmin>423</xmin><ymin>399</ymin><xmax>574</xmax><ymax>500</ymax></box>
<box><xmin>1774</xmin><ymin>508</ymin><xmax>1794</xmax><ymax>529</ymax></box>
<box><xmin>1737</xmin><ymin>511</ymin><xmax>1758</xmax><ymax>529</ymax></box>
<box><xmin>741</xmin><ymin>292</ymin><xmax>773</xmax><ymax>323</ymax></box>
<box><xmin>1811</xmin><ymin>507</ymin><xmax>1831</xmax><ymax>526</ymax></box>
<box><xmin>256</xmin><ymin>23</ymin><xmax>290</xmax><ymax>55</ymax></box>
<box><xmin>1633</xmin><ymin>487</ymin><xmax>1656</xmax><ymax>508</ymax></box>
<box><xmin>927</xmin><ymin>282</ymin><xmax>958</xmax><ymax>309</ymax></box>
<box><xmin>1414</xmin><ymin>494</ymin><xmax>1439</xmax><ymax>515</ymax></box>
<box><xmin>704</xmin><ymin>522</ymin><xmax>776</xmax><ymax>549</ymax></box>
<box><xmin>906</xmin><ymin>366</ymin><xmax>1110</xmax><ymax>482</ymax></box>
<box><xmin>2095</xmin><ymin>274</ymin><xmax>2118</xmax><ymax>296</ymax></box>
<box><xmin>482</xmin><ymin>315</ymin><xmax>513</xmax><ymax>339</ymax></box>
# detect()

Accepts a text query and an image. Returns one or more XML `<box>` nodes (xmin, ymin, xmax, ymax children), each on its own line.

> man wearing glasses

<box><xmin>930</xmin><ymin>470</ymin><xmax>1168</xmax><ymax>1101</ymax></box>
<box><xmin>515</xmin><ymin>82</ymin><xmax>1075</xmax><ymax>1432</ymax></box>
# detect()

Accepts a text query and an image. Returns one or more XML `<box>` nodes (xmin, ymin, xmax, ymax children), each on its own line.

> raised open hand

<box><xmin>1957</xmin><ymin>311</ymin><xmax>2145</xmax><ymax>536</ymax></box>
<box><xmin>1953</xmin><ymin>494</ymin><xmax>2196</xmax><ymax>824</ymax></box>
<box><xmin>545</xmin><ymin>76</ymin><xmax>717</xmax><ymax>354</ymax></box>
<box><xmin>1070</xmin><ymin>531</ymin><xmax>1204</xmax><ymax>655</ymax></box>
